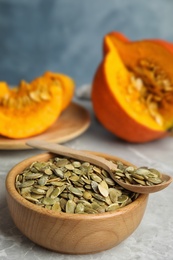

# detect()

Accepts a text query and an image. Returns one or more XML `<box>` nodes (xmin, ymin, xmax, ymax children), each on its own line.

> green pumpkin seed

<box><xmin>50</xmin><ymin>186</ymin><xmax>65</xmax><ymax>199</ymax></box>
<box><xmin>135</xmin><ymin>168</ymin><xmax>151</xmax><ymax>176</ymax></box>
<box><xmin>44</xmin><ymin>168</ymin><xmax>53</xmax><ymax>175</ymax></box>
<box><xmin>25</xmin><ymin>173</ymin><xmax>43</xmax><ymax>180</ymax></box>
<box><xmin>82</xmin><ymin>162</ymin><xmax>90</xmax><ymax>167</ymax></box>
<box><xmin>149</xmin><ymin>168</ymin><xmax>161</xmax><ymax>177</ymax></box>
<box><xmin>93</xmin><ymin>166</ymin><xmax>102</xmax><ymax>174</ymax></box>
<box><xmin>106</xmin><ymin>203</ymin><xmax>120</xmax><ymax>212</ymax></box>
<box><xmin>42</xmin><ymin>197</ymin><xmax>56</xmax><ymax>205</ymax></box>
<box><xmin>16</xmin><ymin>155</ymin><xmax>163</xmax><ymax>214</ymax></box>
<box><xmin>54</xmin><ymin>168</ymin><xmax>64</xmax><ymax>178</ymax></box>
<box><xmin>98</xmin><ymin>181</ymin><xmax>109</xmax><ymax>197</ymax></box>
<box><xmin>91</xmin><ymin>202</ymin><xmax>105</xmax><ymax>213</ymax></box>
<box><xmin>133</xmin><ymin>178</ymin><xmax>146</xmax><ymax>185</ymax></box>
<box><xmin>91</xmin><ymin>173</ymin><xmax>102</xmax><ymax>183</ymax></box>
<box><xmin>125</xmin><ymin>166</ymin><xmax>135</xmax><ymax>172</ymax></box>
<box><xmin>19</xmin><ymin>180</ymin><xmax>35</xmax><ymax>188</ymax></box>
<box><xmin>64</xmin><ymin>164</ymin><xmax>74</xmax><ymax>170</ymax></box>
<box><xmin>118</xmin><ymin>195</ymin><xmax>129</xmax><ymax>204</ymax></box>
<box><xmin>109</xmin><ymin>188</ymin><xmax>121</xmax><ymax>203</ymax></box>
<box><xmin>83</xmin><ymin>190</ymin><xmax>92</xmax><ymax>200</ymax></box>
<box><xmin>21</xmin><ymin>187</ymin><xmax>32</xmax><ymax>195</ymax></box>
<box><xmin>75</xmin><ymin>203</ymin><xmax>85</xmax><ymax>213</ymax></box>
<box><xmin>84</xmin><ymin>206</ymin><xmax>98</xmax><ymax>214</ymax></box>
<box><xmin>38</xmin><ymin>176</ymin><xmax>48</xmax><ymax>186</ymax></box>
<box><xmin>131</xmin><ymin>173</ymin><xmax>145</xmax><ymax>180</ymax></box>
<box><xmin>56</xmin><ymin>159</ymin><xmax>69</xmax><ymax>167</ymax></box>
<box><xmin>66</xmin><ymin>200</ymin><xmax>76</xmax><ymax>213</ymax></box>
<box><xmin>92</xmin><ymin>193</ymin><xmax>105</xmax><ymax>202</ymax></box>
<box><xmin>31</xmin><ymin>194</ymin><xmax>44</xmax><ymax>200</ymax></box>
<box><xmin>24</xmin><ymin>196</ymin><xmax>39</xmax><ymax>203</ymax></box>
<box><xmin>46</xmin><ymin>186</ymin><xmax>54</xmax><ymax>197</ymax></box>
<box><xmin>48</xmin><ymin>181</ymin><xmax>65</xmax><ymax>186</ymax></box>
<box><xmin>60</xmin><ymin>198</ymin><xmax>67</xmax><ymax>211</ymax></box>
<box><xmin>105</xmin><ymin>177</ymin><xmax>115</xmax><ymax>186</ymax></box>
<box><xmin>72</xmin><ymin>161</ymin><xmax>81</xmax><ymax>168</ymax></box>
<box><xmin>68</xmin><ymin>185</ymin><xmax>83</xmax><ymax>197</ymax></box>
<box><xmin>147</xmin><ymin>177</ymin><xmax>162</xmax><ymax>184</ymax></box>
<box><xmin>52</xmin><ymin>201</ymin><xmax>61</xmax><ymax>211</ymax></box>
<box><xmin>31</xmin><ymin>188</ymin><xmax>46</xmax><ymax>195</ymax></box>
<box><xmin>69</xmin><ymin>175</ymin><xmax>80</xmax><ymax>182</ymax></box>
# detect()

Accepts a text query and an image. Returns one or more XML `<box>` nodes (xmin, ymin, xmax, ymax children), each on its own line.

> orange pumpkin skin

<box><xmin>91</xmin><ymin>35</ymin><xmax>171</xmax><ymax>143</ymax></box>
<box><xmin>103</xmin><ymin>32</ymin><xmax>129</xmax><ymax>55</ymax></box>
<box><xmin>0</xmin><ymin>72</ymin><xmax>75</xmax><ymax>139</ymax></box>
<box><xmin>109</xmin><ymin>31</ymin><xmax>173</xmax><ymax>54</ymax></box>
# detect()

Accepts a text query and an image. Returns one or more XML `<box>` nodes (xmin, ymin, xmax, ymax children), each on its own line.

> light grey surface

<box><xmin>0</xmin><ymin>99</ymin><xmax>173</xmax><ymax>260</ymax></box>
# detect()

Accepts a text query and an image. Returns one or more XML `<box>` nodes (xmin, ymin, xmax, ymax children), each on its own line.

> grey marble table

<box><xmin>0</xmin><ymin>99</ymin><xmax>173</xmax><ymax>260</ymax></box>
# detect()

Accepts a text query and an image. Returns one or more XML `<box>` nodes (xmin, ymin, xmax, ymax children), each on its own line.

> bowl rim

<box><xmin>6</xmin><ymin>151</ymin><xmax>148</xmax><ymax>220</ymax></box>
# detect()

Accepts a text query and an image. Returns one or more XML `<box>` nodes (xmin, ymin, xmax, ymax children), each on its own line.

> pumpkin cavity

<box><xmin>105</xmin><ymin>33</ymin><xmax>173</xmax><ymax>130</ymax></box>
<box><xmin>126</xmin><ymin>59</ymin><xmax>173</xmax><ymax>128</ymax></box>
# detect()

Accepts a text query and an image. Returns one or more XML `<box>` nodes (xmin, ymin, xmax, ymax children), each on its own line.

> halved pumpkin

<box><xmin>0</xmin><ymin>72</ymin><xmax>75</xmax><ymax>139</ymax></box>
<box><xmin>92</xmin><ymin>33</ymin><xmax>173</xmax><ymax>142</ymax></box>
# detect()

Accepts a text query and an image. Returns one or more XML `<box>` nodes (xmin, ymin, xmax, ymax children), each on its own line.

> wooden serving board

<box><xmin>0</xmin><ymin>102</ymin><xmax>90</xmax><ymax>150</ymax></box>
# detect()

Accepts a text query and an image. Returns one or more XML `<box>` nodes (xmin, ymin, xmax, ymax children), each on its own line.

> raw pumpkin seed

<box><xmin>66</xmin><ymin>200</ymin><xmax>76</xmax><ymax>213</ymax></box>
<box><xmin>129</xmin><ymin>59</ymin><xmax>173</xmax><ymax>127</ymax></box>
<box><xmin>112</xmin><ymin>164</ymin><xmax>163</xmax><ymax>186</ymax></box>
<box><xmin>15</xmin><ymin>155</ymin><xmax>163</xmax><ymax>214</ymax></box>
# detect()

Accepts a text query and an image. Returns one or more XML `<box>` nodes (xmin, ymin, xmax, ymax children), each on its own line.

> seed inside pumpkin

<box><xmin>127</xmin><ymin>59</ymin><xmax>173</xmax><ymax>126</ymax></box>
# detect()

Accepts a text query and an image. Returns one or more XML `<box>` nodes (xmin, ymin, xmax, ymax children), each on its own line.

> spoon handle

<box><xmin>26</xmin><ymin>140</ymin><xmax>116</xmax><ymax>172</ymax></box>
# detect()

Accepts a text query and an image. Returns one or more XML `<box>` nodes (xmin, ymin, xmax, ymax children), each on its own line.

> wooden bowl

<box><xmin>6</xmin><ymin>152</ymin><xmax>148</xmax><ymax>254</ymax></box>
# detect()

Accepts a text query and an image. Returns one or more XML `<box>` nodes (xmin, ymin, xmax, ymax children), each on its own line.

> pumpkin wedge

<box><xmin>92</xmin><ymin>33</ymin><xmax>173</xmax><ymax>142</ymax></box>
<box><xmin>0</xmin><ymin>72</ymin><xmax>75</xmax><ymax>139</ymax></box>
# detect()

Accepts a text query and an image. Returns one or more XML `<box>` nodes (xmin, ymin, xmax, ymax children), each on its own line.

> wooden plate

<box><xmin>0</xmin><ymin>102</ymin><xmax>90</xmax><ymax>150</ymax></box>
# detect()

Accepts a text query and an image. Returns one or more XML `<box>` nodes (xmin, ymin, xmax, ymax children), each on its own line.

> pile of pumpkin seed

<box><xmin>113</xmin><ymin>161</ymin><xmax>163</xmax><ymax>186</ymax></box>
<box><xmin>15</xmin><ymin>156</ymin><xmax>140</xmax><ymax>214</ymax></box>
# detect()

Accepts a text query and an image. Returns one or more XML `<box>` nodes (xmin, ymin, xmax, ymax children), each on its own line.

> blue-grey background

<box><xmin>1</xmin><ymin>0</ymin><xmax>173</xmax><ymax>87</ymax></box>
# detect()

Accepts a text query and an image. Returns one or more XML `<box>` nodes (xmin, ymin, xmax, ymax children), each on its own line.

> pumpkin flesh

<box><xmin>43</xmin><ymin>71</ymin><xmax>75</xmax><ymax>111</ymax></box>
<box><xmin>106</xmin><ymin>32</ymin><xmax>173</xmax><ymax>131</ymax></box>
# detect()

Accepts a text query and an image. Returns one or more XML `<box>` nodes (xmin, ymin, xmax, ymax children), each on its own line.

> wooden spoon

<box><xmin>26</xmin><ymin>140</ymin><xmax>172</xmax><ymax>194</ymax></box>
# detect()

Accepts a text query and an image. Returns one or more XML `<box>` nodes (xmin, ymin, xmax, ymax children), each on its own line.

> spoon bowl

<box><xmin>26</xmin><ymin>140</ymin><xmax>172</xmax><ymax>194</ymax></box>
<box><xmin>111</xmin><ymin>172</ymin><xmax>172</xmax><ymax>193</ymax></box>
